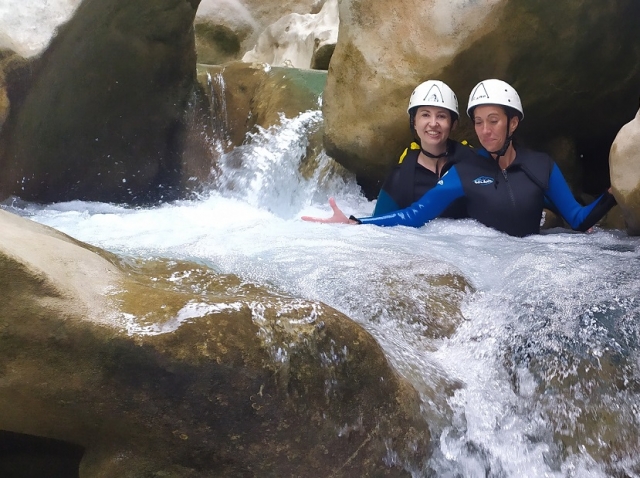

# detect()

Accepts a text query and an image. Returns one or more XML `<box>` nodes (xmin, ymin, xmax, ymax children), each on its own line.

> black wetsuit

<box><xmin>372</xmin><ymin>140</ymin><xmax>475</xmax><ymax>218</ymax></box>
<box><xmin>358</xmin><ymin>146</ymin><xmax>617</xmax><ymax>237</ymax></box>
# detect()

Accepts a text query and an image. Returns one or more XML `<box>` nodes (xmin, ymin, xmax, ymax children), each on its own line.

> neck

<box><xmin>492</xmin><ymin>144</ymin><xmax>516</xmax><ymax>169</ymax></box>
<box><xmin>420</xmin><ymin>140</ymin><xmax>448</xmax><ymax>158</ymax></box>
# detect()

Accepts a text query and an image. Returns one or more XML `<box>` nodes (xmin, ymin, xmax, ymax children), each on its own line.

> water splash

<box><xmin>210</xmin><ymin>109</ymin><xmax>359</xmax><ymax>218</ymax></box>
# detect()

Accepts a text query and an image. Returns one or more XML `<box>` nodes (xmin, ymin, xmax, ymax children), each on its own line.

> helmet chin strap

<box><xmin>488</xmin><ymin>135</ymin><xmax>512</xmax><ymax>160</ymax></box>
<box><xmin>487</xmin><ymin>125</ymin><xmax>513</xmax><ymax>189</ymax></box>
<box><xmin>488</xmin><ymin>124</ymin><xmax>514</xmax><ymax>163</ymax></box>
<box><xmin>420</xmin><ymin>145</ymin><xmax>449</xmax><ymax>159</ymax></box>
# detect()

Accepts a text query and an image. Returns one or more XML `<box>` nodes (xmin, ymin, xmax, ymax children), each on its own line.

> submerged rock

<box><xmin>505</xmin><ymin>326</ymin><xmax>640</xmax><ymax>471</ymax></box>
<box><xmin>0</xmin><ymin>209</ymin><xmax>431</xmax><ymax>476</ymax></box>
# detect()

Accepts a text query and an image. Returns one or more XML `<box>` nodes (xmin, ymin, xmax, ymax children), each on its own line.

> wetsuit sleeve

<box><xmin>545</xmin><ymin>164</ymin><xmax>617</xmax><ymax>232</ymax></box>
<box><xmin>357</xmin><ymin>166</ymin><xmax>465</xmax><ymax>227</ymax></box>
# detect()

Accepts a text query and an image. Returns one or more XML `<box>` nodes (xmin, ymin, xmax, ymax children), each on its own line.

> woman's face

<box><xmin>472</xmin><ymin>105</ymin><xmax>519</xmax><ymax>152</ymax></box>
<box><xmin>413</xmin><ymin>106</ymin><xmax>454</xmax><ymax>150</ymax></box>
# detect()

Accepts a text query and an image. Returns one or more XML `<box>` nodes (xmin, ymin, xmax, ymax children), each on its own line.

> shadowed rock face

<box><xmin>0</xmin><ymin>209</ymin><xmax>431</xmax><ymax>477</ymax></box>
<box><xmin>323</xmin><ymin>0</ymin><xmax>640</xmax><ymax>199</ymax></box>
<box><xmin>0</xmin><ymin>0</ymin><xmax>206</xmax><ymax>204</ymax></box>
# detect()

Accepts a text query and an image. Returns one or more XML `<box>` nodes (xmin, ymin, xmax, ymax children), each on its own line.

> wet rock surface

<box><xmin>0</xmin><ymin>209</ymin><xmax>431</xmax><ymax>476</ymax></box>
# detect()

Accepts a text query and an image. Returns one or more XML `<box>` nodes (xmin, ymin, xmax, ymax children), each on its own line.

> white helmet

<box><xmin>467</xmin><ymin>79</ymin><xmax>524</xmax><ymax>119</ymax></box>
<box><xmin>407</xmin><ymin>80</ymin><xmax>459</xmax><ymax>119</ymax></box>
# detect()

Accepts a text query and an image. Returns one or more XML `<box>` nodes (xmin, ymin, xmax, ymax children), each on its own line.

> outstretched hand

<box><xmin>301</xmin><ymin>197</ymin><xmax>354</xmax><ymax>224</ymax></box>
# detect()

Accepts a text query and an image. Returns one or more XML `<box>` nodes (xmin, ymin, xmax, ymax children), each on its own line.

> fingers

<box><xmin>301</xmin><ymin>198</ymin><xmax>350</xmax><ymax>224</ymax></box>
<box><xmin>301</xmin><ymin>215</ymin><xmax>326</xmax><ymax>222</ymax></box>
<box><xmin>329</xmin><ymin>197</ymin><xmax>342</xmax><ymax>215</ymax></box>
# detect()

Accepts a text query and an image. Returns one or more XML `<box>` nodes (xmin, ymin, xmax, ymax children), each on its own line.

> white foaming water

<box><xmin>5</xmin><ymin>111</ymin><xmax>640</xmax><ymax>477</ymax></box>
<box><xmin>0</xmin><ymin>0</ymin><xmax>81</xmax><ymax>57</ymax></box>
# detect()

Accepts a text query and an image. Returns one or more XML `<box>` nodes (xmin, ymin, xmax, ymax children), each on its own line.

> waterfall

<box><xmin>206</xmin><ymin>71</ymin><xmax>232</xmax><ymax>152</ymax></box>
<box><xmin>5</xmin><ymin>109</ymin><xmax>640</xmax><ymax>477</ymax></box>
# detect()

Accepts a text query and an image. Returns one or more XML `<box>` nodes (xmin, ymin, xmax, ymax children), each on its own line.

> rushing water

<box><xmin>4</xmin><ymin>111</ymin><xmax>640</xmax><ymax>477</ymax></box>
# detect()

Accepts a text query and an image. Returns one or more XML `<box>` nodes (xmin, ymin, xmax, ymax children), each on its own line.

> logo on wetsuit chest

<box><xmin>473</xmin><ymin>176</ymin><xmax>494</xmax><ymax>185</ymax></box>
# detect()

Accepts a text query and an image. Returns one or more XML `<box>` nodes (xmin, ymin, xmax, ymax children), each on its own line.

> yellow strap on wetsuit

<box><xmin>399</xmin><ymin>140</ymin><xmax>474</xmax><ymax>165</ymax></box>
<box><xmin>398</xmin><ymin>142</ymin><xmax>421</xmax><ymax>164</ymax></box>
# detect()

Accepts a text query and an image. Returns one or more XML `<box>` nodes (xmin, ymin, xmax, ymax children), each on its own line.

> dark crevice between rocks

<box><xmin>0</xmin><ymin>430</ymin><xmax>84</xmax><ymax>478</ymax></box>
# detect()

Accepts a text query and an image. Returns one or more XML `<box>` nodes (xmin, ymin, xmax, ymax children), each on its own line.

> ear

<box><xmin>451</xmin><ymin>118</ymin><xmax>459</xmax><ymax>132</ymax></box>
<box><xmin>508</xmin><ymin>116</ymin><xmax>520</xmax><ymax>135</ymax></box>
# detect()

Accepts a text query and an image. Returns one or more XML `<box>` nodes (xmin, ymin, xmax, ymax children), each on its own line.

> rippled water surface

<box><xmin>5</xmin><ymin>112</ymin><xmax>640</xmax><ymax>477</ymax></box>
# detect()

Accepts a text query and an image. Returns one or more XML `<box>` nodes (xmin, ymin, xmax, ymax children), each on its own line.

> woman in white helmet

<box><xmin>372</xmin><ymin>80</ymin><xmax>475</xmax><ymax>217</ymax></box>
<box><xmin>303</xmin><ymin>79</ymin><xmax>617</xmax><ymax>237</ymax></box>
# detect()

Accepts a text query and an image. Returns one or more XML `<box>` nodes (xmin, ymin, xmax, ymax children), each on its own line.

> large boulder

<box><xmin>323</xmin><ymin>0</ymin><xmax>640</xmax><ymax>198</ymax></box>
<box><xmin>0</xmin><ymin>0</ymin><xmax>208</xmax><ymax>204</ymax></box>
<box><xmin>0</xmin><ymin>209</ymin><xmax>430</xmax><ymax>476</ymax></box>
<box><xmin>609</xmin><ymin>107</ymin><xmax>640</xmax><ymax>235</ymax></box>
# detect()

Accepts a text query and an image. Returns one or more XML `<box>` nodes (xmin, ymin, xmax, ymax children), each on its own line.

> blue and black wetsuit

<box><xmin>357</xmin><ymin>147</ymin><xmax>617</xmax><ymax>237</ymax></box>
<box><xmin>373</xmin><ymin>139</ymin><xmax>476</xmax><ymax>218</ymax></box>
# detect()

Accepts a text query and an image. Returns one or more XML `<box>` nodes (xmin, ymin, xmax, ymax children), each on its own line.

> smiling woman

<box><xmin>371</xmin><ymin>80</ymin><xmax>475</xmax><ymax>217</ymax></box>
<box><xmin>303</xmin><ymin>79</ymin><xmax>618</xmax><ymax>237</ymax></box>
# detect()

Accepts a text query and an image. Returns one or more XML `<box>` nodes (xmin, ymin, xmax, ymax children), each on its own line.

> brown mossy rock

<box><xmin>609</xmin><ymin>108</ymin><xmax>640</xmax><ymax>235</ymax></box>
<box><xmin>0</xmin><ymin>209</ymin><xmax>430</xmax><ymax>476</ymax></box>
<box><xmin>0</xmin><ymin>56</ymin><xmax>10</xmax><ymax>129</ymax></box>
<box><xmin>197</xmin><ymin>61</ymin><xmax>325</xmax><ymax>148</ymax></box>
<box><xmin>324</xmin><ymin>0</ymin><xmax>640</xmax><ymax>197</ymax></box>
<box><xmin>0</xmin><ymin>50</ymin><xmax>33</xmax><ymax>134</ymax></box>
<box><xmin>194</xmin><ymin>22</ymin><xmax>251</xmax><ymax>65</ymax></box>
<box><xmin>0</xmin><ymin>0</ymin><xmax>207</xmax><ymax>205</ymax></box>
